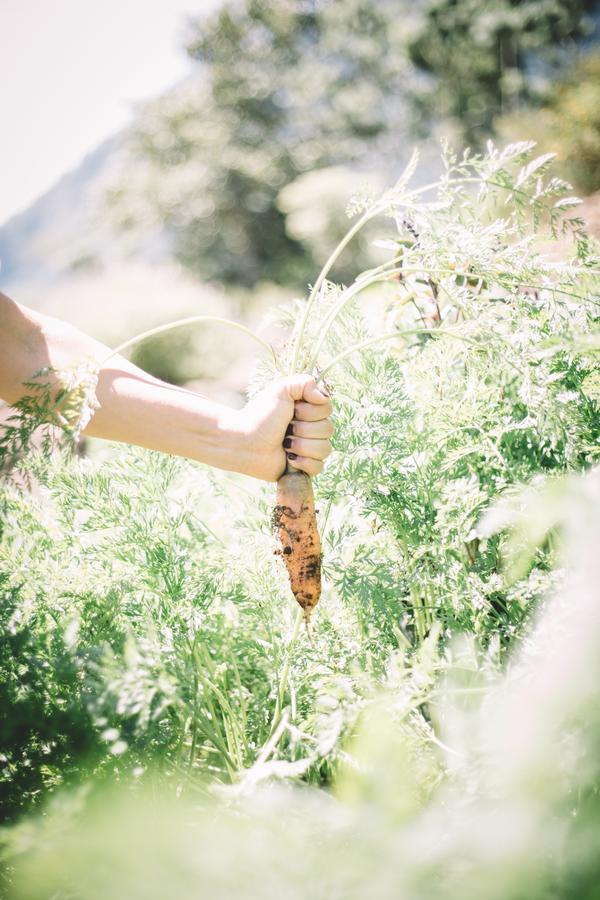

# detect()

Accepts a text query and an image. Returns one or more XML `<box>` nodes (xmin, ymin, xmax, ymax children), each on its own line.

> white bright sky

<box><xmin>0</xmin><ymin>0</ymin><xmax>222</xmax><ymax>226</ymax></box>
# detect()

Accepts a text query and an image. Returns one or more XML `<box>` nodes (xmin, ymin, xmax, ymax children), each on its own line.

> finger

<box><xmin>284</xmin><ymin>436</ymin><xmax>332</xmax><ymax>461</ymax></box>
<box><xmin>278</xmin><ymin>374</ymin><xmax>329</xmax><ymax>405</ymax></box>
<box><xmin>289</xmin><ymin>418</ymin><xmax>334</xmax><ymax>440</ymax></box>
<box><xmin>301</xmin><ymin>376</ymin><xmax>330</xmax><ymax>405</ymax></box>
<box><xmin>286</xmin><ymin>454</ymin><xmax>324</xmax><ymax>477</ymax></box>
<box><xmin>294</xmin><ymin>399</ymin><xmax>333</xmax><ymax>422</ymax></box>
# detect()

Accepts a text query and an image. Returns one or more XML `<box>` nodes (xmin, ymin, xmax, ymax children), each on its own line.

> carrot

<box><xmin>273</xmin><ymin>466</ymin><xmax>321</xmax><ymax>623</ymax></box>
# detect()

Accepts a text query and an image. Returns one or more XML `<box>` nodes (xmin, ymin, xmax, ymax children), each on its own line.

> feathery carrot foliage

<box><xmin>1</xmin><ymin>143</ymin><xmax>599</xmax><ymax>897</ymax></box>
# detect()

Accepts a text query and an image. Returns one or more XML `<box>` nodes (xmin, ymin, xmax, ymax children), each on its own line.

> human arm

<box><xmin>0</xmin><ymin>291</ymin><xmax>333</xmax><ymax>481</ymax></box>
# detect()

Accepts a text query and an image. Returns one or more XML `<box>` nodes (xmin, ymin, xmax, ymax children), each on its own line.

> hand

<box><xmin>234</xmin><ymin>374</ymin><xmax>333</xmax><ymax>481</ymax></box>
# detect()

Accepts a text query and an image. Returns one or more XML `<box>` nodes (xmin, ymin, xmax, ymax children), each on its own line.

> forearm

<box><xmin>0</xmin><ymin>291</ymin><xmax>248</xmax><ymax>473</ymax></box>
<box><xmin>88</xmin><ymin>368</ymin><xmax>246</xmax><ymax>473</ymax></box>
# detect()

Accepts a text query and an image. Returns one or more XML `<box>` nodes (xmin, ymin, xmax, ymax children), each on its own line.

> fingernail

<box><xmin>283</xmin><ymin>437</ymin><xmax>293</xmax><ymax>449</ymax></box>
<box><xmin>287</xmin><ymin>452</ymin><xmax>298</xmax><ymax>460</ymax></box>
<box><xmin>285</xmin><ymin>423</ymin><xmax>294</xmax><ymax>436</ymax></box>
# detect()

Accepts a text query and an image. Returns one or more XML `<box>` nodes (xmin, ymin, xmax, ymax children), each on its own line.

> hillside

<box><xmin>0</xmin><ymin>137</ymin><xmax>127</xmax><ymax>292</ymax></box>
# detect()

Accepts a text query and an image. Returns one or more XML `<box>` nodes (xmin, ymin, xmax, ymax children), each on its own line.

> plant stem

<box><xmin>102</xmin><ymin>315</ymin><xmax>277</xmax><ymax>367</ymax></box>
<box><xmin>268</xmin><ymin>607</ymin><xmax>303</xmax><ymax>740</ymax></box>
<box><xmin>405</xmin><ymin>175</ymin><xmax>543</xmax><ymax>205</ymax></box>
<box><xmin>255</xmin><ymin>710</ymin><xmax>290</xmax><ymax>768</ymax></box>
<box><xmin>188</xmin><ymin>511</ymin><xmax>227</xmax><ymax>547</ymax></box>
<box><xmin>307</xmin><ymin>268</ymin><xmax>403</xmax><ymax>372</ymax></box>
<box><xmin>316</xmin><ymin>328</ymin><xmax>477</xmax><ymax>382</ymax></box>
<box><xmin>517</xmin><ymin>283</ymin><xmax>599</xmax><ymax>306</ymax></box>
<box><xmin>289</xmin><ymin>205</ymin><xmax>381</xmax><ymax>375</ymax></box>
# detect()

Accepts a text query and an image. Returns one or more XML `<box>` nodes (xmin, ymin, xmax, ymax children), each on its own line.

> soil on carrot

<box><xmin>273</xmin><ymin>489</ymin><xmax>322</xmax><ymax>617</ymax></box>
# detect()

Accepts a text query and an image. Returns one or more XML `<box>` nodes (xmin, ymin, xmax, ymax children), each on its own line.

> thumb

<box><xmin>278</xmin><ymin>374</ymin><xmax>329</xmax><ymax>404</ymax></box>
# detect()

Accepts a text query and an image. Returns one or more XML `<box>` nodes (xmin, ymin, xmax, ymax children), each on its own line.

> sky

<box><xmin>0</xmin><ymin>0</ymin><xmax>222</xmax><ymax>226</ymax></box>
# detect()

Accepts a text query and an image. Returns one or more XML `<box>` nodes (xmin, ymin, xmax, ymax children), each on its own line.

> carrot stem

<box><xmin>268</xmin><ymin>608</ymin><xmax>303</xmax><ymax>741</ymax></box>
<box><xmin>102</xmin><ymin>315</ymin><xmax>276</xmax><ymax>367</ymax></box>
<box><xmin>307</xmin><ymin>268</ymin><xmax>404</xmax><ymax>372</ymax></box>
<box><xmin>315</xmin><ymin>327</ymin><xmax>477</xmax><ymax>381</ymax></box>
<box><xmin>289</xmin><ymin>204</ymin><xmax>382</xmax><ymax>375</ymax></box>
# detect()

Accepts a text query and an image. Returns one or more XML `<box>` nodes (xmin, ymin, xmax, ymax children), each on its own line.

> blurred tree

<box><xmin>108</xmin><ymin>0</ymin><xmax>597</xmax><ymax>290</ymax></box>
<box><xmin>496</xmin><ymin>52</ymin><xmax>600</xmax><ymax>194</ymax></box>
<box><xmin>108</xmin><ymin>0</ymin><xmax>414</xmax><ymax>288</ymax></box>
<box><xmin>406</xmin><ymin>0</ymin><xmax>597</xmax><ymax>142</ymax></box>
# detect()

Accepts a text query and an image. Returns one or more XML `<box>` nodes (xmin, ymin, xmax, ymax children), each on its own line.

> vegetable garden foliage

<box><xmin>1</xmin><ymin>143</ymin><xmax>599</xmax><ymax>826</ymax></box>
<box><xmin>6</xmin><ymin>467</ymin><xmax>600</xmax><ymax>900</ymax></box>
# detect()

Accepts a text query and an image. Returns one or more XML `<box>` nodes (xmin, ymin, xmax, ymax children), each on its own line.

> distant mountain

<box><xmin>0</xmin><ymin>136</ymin><xmax>126</xmax><ymax>292</ymax></box>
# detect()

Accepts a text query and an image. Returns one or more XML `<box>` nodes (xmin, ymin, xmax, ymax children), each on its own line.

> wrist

<box><xmin>214</xmin><ymin>406</ymin><xmax>251</xmax><ymax>473</ymax></box>
<box><xmin>185</xmin><ymin>401</ymin><xmax>254</xmax><ymax>476</ymax></box>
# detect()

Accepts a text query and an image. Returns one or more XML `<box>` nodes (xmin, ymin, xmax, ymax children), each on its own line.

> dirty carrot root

<box><xmin>273</xmin><ymin>468</ymin><xmax>322</xmax><ymax>622</ymax></box>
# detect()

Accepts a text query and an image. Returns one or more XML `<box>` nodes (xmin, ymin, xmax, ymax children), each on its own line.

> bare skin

<box><xmin>0</xmin><ymin>291</ymin><xmax>333</xmax><ymax>481</ymax></box>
